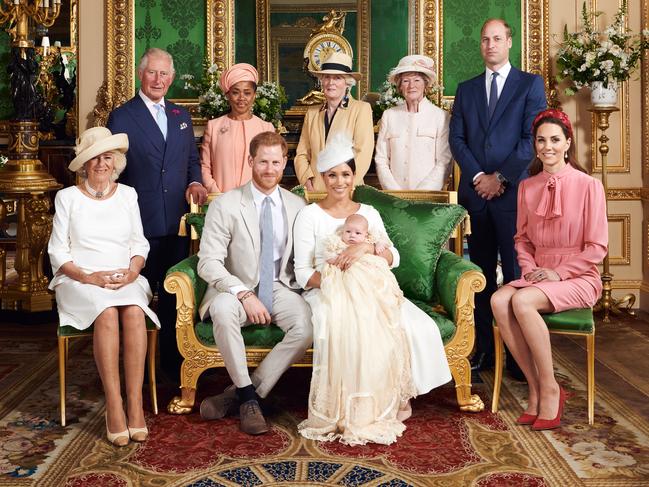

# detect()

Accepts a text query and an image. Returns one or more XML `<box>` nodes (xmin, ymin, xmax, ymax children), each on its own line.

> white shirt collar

<box><xmin>250</xmin><ymin>182</ymin><xmax>282</xmax><ymax>207</ymax></box>
<box><xmin>486</xmin><ymin>61</ymin><xmax>511</xmax><ymax>80</ymax></box>
<box><xmin>139</xmin><ymin>90</ymin><xmax>165</xmax><ymax>109</ymax></box>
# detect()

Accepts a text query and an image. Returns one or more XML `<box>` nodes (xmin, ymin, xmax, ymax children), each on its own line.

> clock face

<box><xmin>313</xmin><ymin>41</ymin><xmax>344</xmax><ymax>68</ymax></box>
<box><xmin>305</xmin><ymin>33</ymin><xmax>353</xmax><ymax>72</ymax></box>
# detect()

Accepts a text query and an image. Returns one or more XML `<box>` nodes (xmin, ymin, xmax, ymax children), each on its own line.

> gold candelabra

<box><xmin>0</xmin><ymin>0</ymin><xmax>61</xmax><ymax>48</ymax></box>
<box><xmin>0</xmin><ymin>0</ymin><xmax>62</xmax><ymax>312</ymax></box>
<box><xmin>589</xmin><ymin>106</ymin><xmax>636</xmax><ymax>322</ymax></box>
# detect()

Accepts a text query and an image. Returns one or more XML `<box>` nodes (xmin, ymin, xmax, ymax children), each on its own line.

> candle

<box><xmin>44</xmin><ymin>0</ymin><xmax>49</xmax><ymax>8</ymax></box>
<box><xmin>41</xmin><ymin>36</ymin><xmax>50</xmax><ymax>56</ymax></box>
<box><xmin>13</xmin><ymin>0</ymin><xmax>20</xmax><ymax>6</ymax></box>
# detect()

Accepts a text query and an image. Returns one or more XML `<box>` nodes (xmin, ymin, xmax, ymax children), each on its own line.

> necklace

<box><xmin>84</xmin><ymin>179</ymin><xmax>111</xmax><ymax>199</ymax></box>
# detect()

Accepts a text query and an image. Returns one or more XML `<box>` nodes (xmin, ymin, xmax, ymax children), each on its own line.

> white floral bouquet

<box><xmin>0</xmin><ymin>155</ymin><xmax>7</xmax><ymax>167</ymax></box>
<box><xmin>374</xmin><ymin>79</ymin><xmax>447</xmax><ymax>121</ymax></box>
<box><xmin>182</xmin><ymin>59</ymin><xmax>287</xmax><ymax>129</ymax></box>
<box><xmin>556</xmin><ymin>0</ymin><xmax>649</xmax><ymax>95</ymax></box>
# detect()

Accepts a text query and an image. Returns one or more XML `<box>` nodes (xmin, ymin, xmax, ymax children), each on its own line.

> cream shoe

<box><xmin>128</xmin><ymin>425</ymin><xmax>149</xmax><ymax>442</ymax></box>
<box><xmin>105</xmin><ymin>413</ymin><xmax>129</xmax><ymax>447</ymax></box>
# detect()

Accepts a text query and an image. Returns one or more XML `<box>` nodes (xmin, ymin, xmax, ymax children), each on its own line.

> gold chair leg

<box><xmin>58</xmin><ymin>336</ymin><xmax>67</xmax><ymax>427</ymax></box>
<box><xmin>147</xmin><ymin>329</ymin><xmax>159</xmax><ymax>415</ymax></box>
<box><xmin>587</xmin><ymin>332</ymin><xmax>595</xmax><ymax>425</ymax></box>
<box><xmin>491</xmin><ymin>324</ymin><xmax>504</xmax><ymax>413</ymax></box>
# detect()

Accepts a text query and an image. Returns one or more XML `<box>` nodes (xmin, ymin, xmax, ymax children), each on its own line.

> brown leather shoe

<box><xmin>239</xmin><ymin>400</ymin><xmax>269</xmax><ymax>435</ymax></box>
<box><xmin>200</xmin><ymin>388</ymin><xmax>238</xmax><ymax>420</ymax></box>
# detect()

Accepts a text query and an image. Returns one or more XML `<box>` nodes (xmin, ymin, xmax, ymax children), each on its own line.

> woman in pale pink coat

<box><xmin>491</xmin><ymin>109</ymin><xmax>608</xmax><ymax>431</ymax></box>
<box><xmin>200</xmin><ymin>63</ymin><xmax>274</xmax><ymax>193</ymax></box>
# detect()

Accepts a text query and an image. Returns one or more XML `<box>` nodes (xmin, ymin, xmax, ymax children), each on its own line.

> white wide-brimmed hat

<box><xmin>317</xmin><ymin>133</ymin><xmax>355</xmax><ymax>173</ymax></box>
<box><xmin>388</xmin><ymin>54</ymin><xmax>436</xmax><ymax>85</ymax></box>
<box><xmin>69</xmin><ymin>127</ymin><xmax>129</xmax><ymax>172</ymax></box>
<box><xmin>310</xmin><ymin>52</ymin><xmax>361</xmax><ymax>81</ymax></box>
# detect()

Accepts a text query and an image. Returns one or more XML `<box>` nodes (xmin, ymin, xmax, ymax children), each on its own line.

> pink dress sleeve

<box><xmin>554</xmin><ymin>178</ymin><xmax>608</xmax><ymax>280</ymax></box>
<box><xmin>200</xmin><ymin>120</ymin><xmax>220</xmax><ymax>193</ymax></box>
<box><xmin>514</xmin><ymin>181</ymin><xmax>537</xmax><ymax>277</ymax></box>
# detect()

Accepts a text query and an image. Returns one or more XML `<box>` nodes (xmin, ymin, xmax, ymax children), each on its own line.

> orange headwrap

<box><xmin>219</xmin><ymin>63</ymin><xmax>259</xmax><ymax>93</ymax></box>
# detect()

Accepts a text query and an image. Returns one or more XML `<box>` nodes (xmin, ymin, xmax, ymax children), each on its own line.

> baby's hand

<box><xmin>374</xmin><ymin>243</ymin><xmax>387</xmax><ymax>255</ymax></box>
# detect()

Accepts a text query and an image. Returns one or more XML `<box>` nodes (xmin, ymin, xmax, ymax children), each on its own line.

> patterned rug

<box><xmin>1</xmin><ymin>331</ymin><xmax>649</xmax><ymax>487</ymax></box>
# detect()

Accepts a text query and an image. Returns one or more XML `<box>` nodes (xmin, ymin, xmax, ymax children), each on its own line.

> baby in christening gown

<box><xmin>299</xmin><ymin>214</ymin><xmax>416</xmax><ymax>446</ymax></box>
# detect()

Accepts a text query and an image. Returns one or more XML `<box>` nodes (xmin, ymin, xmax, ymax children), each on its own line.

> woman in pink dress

<box><xmin>491</xmin><ymin>109</ymin><xmax>608</xmax><ymax>431</ymax></box>
<box><xmin>200</xmin><ymin>63</ymin><xmax>275</xmax><ymax>193</ymax></box>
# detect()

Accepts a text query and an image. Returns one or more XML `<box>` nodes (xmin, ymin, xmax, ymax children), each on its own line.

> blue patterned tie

<box><xmin>258</xmin><ymin>196</ymin><xmax>274</xmax><ymax>313</ymax></box>
<box><xmin>154</xmin><ymin>104</ymin><xmax>167</xmax><ymax>140</ymax></box>
<box><xmin>488</xmin><ymin>72</ymin><xmax>499</xmax><ymax>120</ymax></box>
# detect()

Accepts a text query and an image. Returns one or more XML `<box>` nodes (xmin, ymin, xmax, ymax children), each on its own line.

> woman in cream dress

<box><xmin>293</xmin><ymin>135</ymin><xmax>451</xmax><ymax>445</ymax></box>
<box><xmin>49</xmin><ymin>127</ymin><xmax>160</xmax><ymax>447</ymax></box>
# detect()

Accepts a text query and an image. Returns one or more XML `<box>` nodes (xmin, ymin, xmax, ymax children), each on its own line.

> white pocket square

<box><xmin>180</xmin><ymin>122</ymin><xmax>188</xmax><ymax>130</ymax></box>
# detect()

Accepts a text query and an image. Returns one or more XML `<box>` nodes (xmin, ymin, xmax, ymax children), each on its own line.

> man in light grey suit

<box><xmin>197</xmin><ymin>131</ymin><xmax>312</xmax><ymax>435</ymax></box>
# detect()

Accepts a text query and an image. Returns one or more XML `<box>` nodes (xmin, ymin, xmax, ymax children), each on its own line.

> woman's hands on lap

<box><xmin>103</xmin><ymin>268</ymin><xmax>139</xmax><ymax>290</ymax></box>
<box><xmin>524</xmin><ymin>268</ymin><xmax>560</xmax><ymax>283</ymax></box>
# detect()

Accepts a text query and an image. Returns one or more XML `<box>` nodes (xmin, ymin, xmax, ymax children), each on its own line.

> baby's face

<box><xmin>342</xmin><ymin>221</ymin><xmax>368</xmax><ymax>244</ymax></box>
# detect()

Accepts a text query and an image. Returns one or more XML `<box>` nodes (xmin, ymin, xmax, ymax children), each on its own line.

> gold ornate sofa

<box><xmin>164</xmin><ymin>188</ymin><xmax>486</xmax><ymax>415</ymax></box>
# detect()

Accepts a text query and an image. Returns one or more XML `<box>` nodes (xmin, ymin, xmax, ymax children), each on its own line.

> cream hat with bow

<box><xmin>68</xmin><ymin>127</ymin><xmax>129</xmax><ymax>172</ymax></box>
<box><xmin>388</xmin><ymin>54</ymin><xmax>436</xmax><ymax>86</ymax></box>
<box><xmin>317</xmin><ymin>133</ymin><xmax>355</xmax><ymax>173</ymax></box>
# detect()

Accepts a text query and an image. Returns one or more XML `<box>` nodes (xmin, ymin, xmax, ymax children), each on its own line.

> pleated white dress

<box><xmin>293</xmin><ymin>203</ymin><xmax>451</xmax><ymax>444</ymax></box>
<box><xmin>48</xmin><ymin>184</ymin><xmax>160</xmax><ymax>330</ymax></box>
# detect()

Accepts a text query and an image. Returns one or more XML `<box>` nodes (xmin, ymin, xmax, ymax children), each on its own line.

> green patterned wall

<box><xmin>235</xmin><ymin>0</ymin><xmax>257</xmax><ymax>66</ymax></box>
<box><xmin>134</xmin><ymin>0</ymin><xmax>206</xmax><ymax>99</ymax></box>
<box><xmin>0</xmin><ymin>31</ymin><xmax>12</xmax><ymax>119</ymax></box>
<box><xmin>442</xmin><ymin>0</ymin><xmax>522</xmax><ymax>96</ymax></box>
<box><xmin>370</xmin><ymin>0</ymin><xmax>409</xmax><ymax>92</ymax></box>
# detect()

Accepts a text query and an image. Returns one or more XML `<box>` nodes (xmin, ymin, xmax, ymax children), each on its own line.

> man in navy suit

<box><xmin>449</xmin><ymin>19</ymin><xmax>546</xmax><ymax>373</ymax></box>
<box><xmin>107</xmin><ymin>48</ymin><xmax>208</xmax><ymax>378</ymax></box>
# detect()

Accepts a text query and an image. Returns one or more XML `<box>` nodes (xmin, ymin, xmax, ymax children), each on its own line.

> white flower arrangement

<box><xmin>556</xmin><ymin>0</ymin><xmax>649</xmax><ymax>95</ymax></box>
<box><xmin>182</xmin><ymin>59</ymin><xmax>287</xmax><ymax>128</ymax></box>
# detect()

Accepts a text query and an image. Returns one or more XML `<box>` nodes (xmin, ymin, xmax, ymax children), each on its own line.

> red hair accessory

<box><xmin>532</xmin><ymin>109</ymin><xmax>573</xmax><ymax>139</ymax></box>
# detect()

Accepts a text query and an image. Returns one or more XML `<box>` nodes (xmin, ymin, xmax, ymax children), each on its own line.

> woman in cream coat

<box><xmin>294</xmin><ymin>52</ymin><xmax>374</xmax><ymax>192</ymax></box>
<box><xmin>375</xmin><ymin>55</ymin><xmax>452</xmax><ymax>190</ymax></box>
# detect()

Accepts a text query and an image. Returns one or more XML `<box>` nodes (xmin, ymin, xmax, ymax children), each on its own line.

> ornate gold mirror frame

<box><xmin>97</xmin><ymin>0</ymin><xmax>548</xmax><ymax>125</ymax></box>
<box><xmin>256</xmin><ymin>0</ymin><xmax>370</xmax><ymax>97</ymax></box>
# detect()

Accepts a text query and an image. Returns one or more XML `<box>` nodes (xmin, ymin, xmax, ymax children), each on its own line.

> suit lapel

<box><xmin>474</xmin><ymin>75</ymin><xmax>489</xmax><ymax>132</ymax></box>
<box><xmin>489</xmin><ymin>67</ymin><xmax>521</xmax><ymax>128</ymax></box>
<box><xmin>279</xmin><ymin>188</ymin><xmax>298</xmax><ymax>267</ymax></box>
<box><xmin>127</xmin><ymin>96</ymin><xmax>166</xmax><ymax>155</ymax></box>
<box><xmin>165</xmin><ymin>102</ymin><xmax>180</xmax><ymax>146</ymax></box>
<box><xmin>240</xmin><ymin>183</ymin><xmax>260</xmax><ymax>254</ymax></box>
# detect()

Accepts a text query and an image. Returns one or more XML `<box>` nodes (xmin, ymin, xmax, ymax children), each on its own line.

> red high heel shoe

<box><xmin>516</xmin><ymin>412</ymin><xmax>537</xmax><ymax>425</ymax></box>
<box><xmin>532</xmin><ymin>387</ymin><xmax>566</xmax><ymax>431</ymax></box>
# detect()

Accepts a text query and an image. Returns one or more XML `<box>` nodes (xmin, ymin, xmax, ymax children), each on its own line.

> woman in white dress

<box><xmin>293</xmin><ymin>134</ymin><xmax>451</xmax><ymax>445</ymax></box>
<box><xmin>48</xmin><ymin>127</ymin><xmax>160</xmax><ymax>447</ymax></box>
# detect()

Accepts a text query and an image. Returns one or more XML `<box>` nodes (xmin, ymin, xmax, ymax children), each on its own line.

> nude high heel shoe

<box><xmin>128</xmin><ymin>424</ymin><xmax>149</xmax><ymax>443</ymax></box>
<box><xmin>105</xmin><ymin>413</ymin><xmax>129</xmax><ymax>447</ymax></box>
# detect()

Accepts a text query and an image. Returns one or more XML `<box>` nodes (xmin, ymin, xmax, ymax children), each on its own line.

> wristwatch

<box><xmin>495</xmin><ymin>172</ymin><xmax>508</xmax><ymax>186</ymax></box>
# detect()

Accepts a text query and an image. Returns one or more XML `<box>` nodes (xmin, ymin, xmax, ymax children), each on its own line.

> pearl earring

<box><xmin>564</xmin><ymin>152</ymin><xmax>568</xmax><ymax>160</ymax></box>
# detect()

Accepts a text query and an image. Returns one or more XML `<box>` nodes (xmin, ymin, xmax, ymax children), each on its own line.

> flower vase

<box><xmin>590</xmin><ymin>81</ymin><xmax>618</xmax><ymax>107</ymax></box>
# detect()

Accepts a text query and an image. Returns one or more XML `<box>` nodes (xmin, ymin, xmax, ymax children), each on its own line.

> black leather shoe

<box><xmin>470</xmin><ymin>352</ymin><xmax>495</xmax><ymax>371</ymax></box>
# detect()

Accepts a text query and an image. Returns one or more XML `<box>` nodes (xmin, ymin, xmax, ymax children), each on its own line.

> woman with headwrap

<box><xmin>200</xmin><ymin>63</ymin><xmax>275</xmax><ymax>193</ymax></box>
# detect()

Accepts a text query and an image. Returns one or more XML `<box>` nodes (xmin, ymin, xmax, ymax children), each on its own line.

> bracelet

<box><xmin>239</xmin><ymin>291</ymin><xmax>255</xmax><ymax>302</ymax></box>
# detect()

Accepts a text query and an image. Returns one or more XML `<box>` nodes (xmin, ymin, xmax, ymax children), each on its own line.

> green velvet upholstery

<box><xmin>409</xmin><ymin>299</ymin><xmax>456</xmax><ymax>343</ymax></box>
<box><xmin>58</xmin><ymin>317</ymin><xmax>159</xmax><ymax>337</ymax></box>
<box><xmin>196</xmin><ymin>321</ymin><xmax>286</xmax><ymax>347</ymax></box>
<box><xmin>434</xmin><ymin>250</ymin><xmax>482</xmax><ymax>320</ymax></box>
<box><xmin>352</xmin><ymin>185</ymin><xmax>467</xmax><ymax>302</ymax></box>
<box><xmin>541</xmin><ymin>308</ymin><xmax>594</xmax><ymax>333</ymax></box>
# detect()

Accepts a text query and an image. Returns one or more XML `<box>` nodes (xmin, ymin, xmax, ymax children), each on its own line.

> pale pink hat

<box><xmin>388</xmin><ymin>55</ymin><xmax>436</xmax><ymax>85</ymax></box>
<box><xmin>219</xmin><ymin>63</ymin><xmax>259</xmax><ymax>93</ymax></box>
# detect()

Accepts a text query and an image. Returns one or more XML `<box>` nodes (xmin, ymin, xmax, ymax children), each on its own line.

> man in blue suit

<box><xmin>449</xmin><ymin>19</ymin><xmax>546</xmax><ymax>374</ymax></box>
<box><xmin>107</xmin><ymin>48</ymin><xmax>208</xmax><ymax>378</ymax></box>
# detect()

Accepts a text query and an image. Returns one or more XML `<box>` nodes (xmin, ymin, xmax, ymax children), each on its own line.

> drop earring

<box><xmin>564</xmin><ymin>152</ymin><xmax>568</xmax><ymax>160</ymax></box>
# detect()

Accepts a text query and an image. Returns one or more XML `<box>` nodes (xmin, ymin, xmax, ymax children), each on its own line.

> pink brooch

<box><xmin>171</xmin><ymin>109</ymin><xmax>181</xmax><ymax>116</ymax></box>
